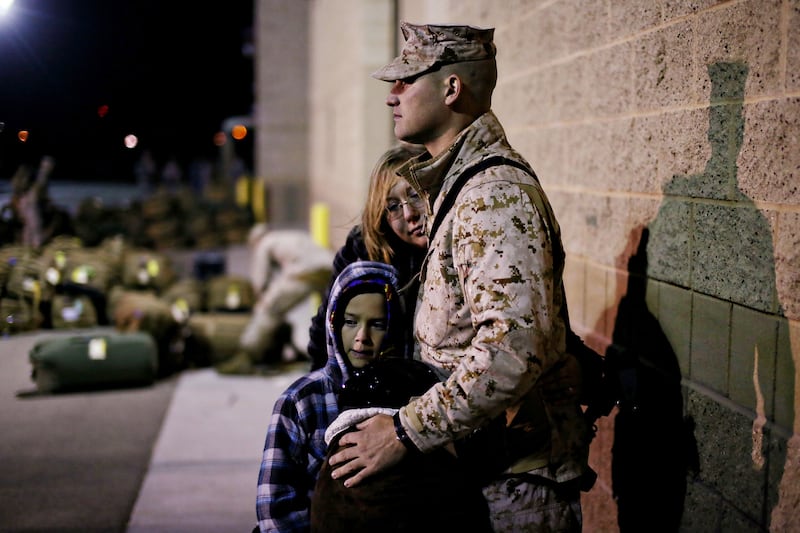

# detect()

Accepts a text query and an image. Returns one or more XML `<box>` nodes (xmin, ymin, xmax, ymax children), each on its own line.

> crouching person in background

<box><xmin>217</xmin><ymin>224</ymin><xmax>334</xmax><ymax>374</ymax></box>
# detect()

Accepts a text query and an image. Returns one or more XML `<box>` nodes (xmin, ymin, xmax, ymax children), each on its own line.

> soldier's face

<box><xmin>386</xmin><ymin>72</ymin><xmax>449</xmax><ymax>146</ymax></box>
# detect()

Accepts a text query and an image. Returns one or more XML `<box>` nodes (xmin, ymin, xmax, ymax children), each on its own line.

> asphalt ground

<box><xmin>0</xmin><ymin>325</ymin><xmax>310</xmax><ymax>533</ymax></box>
<box><xmin>0</xmin><ymin>327</ymin><xmax>177</xmax><ymax>533</ymax></box>
<box><xmin>0</xmin><ymin>244</ymin><xmax>315</xmax><ymax>532</ymax></box>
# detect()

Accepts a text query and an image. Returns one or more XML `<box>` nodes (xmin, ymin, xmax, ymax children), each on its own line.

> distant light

<box><xmin>0</xmin><ymin>0</ymin><xmax>14</xmax><ymax>17</ymax></box>
<box><xmin>18</xmin><ymin>130</ymin><xmax>28</xmax><ymax>142</ymax></box>
<box><xmin>124</xmin><ymin>134</ymin><xmax>138</xmax><ymax>149</ymax></box>
<box><xmin>97</xmin><ymin>104</ymin><xmax>109</xmax><ymax>118</ymax></box>
<box><xmin>213</xmin><ymin>131</ymin><xmax>226</xmax><ymax>147</ymax></box>
<box><xmin>231</xmin><ymin>124</ymin><xmax>247</xmax><ymax>140</ymax></box>
<box><xmin>0</xmin><ymin>122</ymin><xmax>4</xmax><ymax>133</ymax></box>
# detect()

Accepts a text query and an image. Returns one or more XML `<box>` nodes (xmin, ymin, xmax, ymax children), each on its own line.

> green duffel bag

<box><xmin>61</xmin><ymin>247</ymin><xmax>117</xmax><ymax>294</ymax></box>
<box><xmin>50</xmin><ymin>293</ymin><xmax>99</xmax><ymax>330</ymax></box>
<box><xmin>160</xmin><ymin>277</ymin><xmax>205</xmax><ymax>324</ymax></box>
<box><xmin>111</xmin><ymin>289</ymin><xmax>187</xmax><ymax>377</ymax></box>
<box><xmin>0</xmin><ymin>296</ymin><xmax>43</xmax><ymax>335</ymax></box>
<box><xmin>5</xmin><ymin>251</ymin><xmax>45</xmax><ymax>303</ymax></box>
<box><xmin>0</xmin><ymin>245</ymin><xmax>35</xmax><ymax>293</ymax></box>
<box><xmin>29</xmin><ymin>331</ymin><xmax>158</xmax><ymax>393</ymax></box>
<box><xmin>186</xmin><ymin>312</ymin><xmax>251</xmax><ymax>364</ymax></box>
<box><xmin>121</xmin><ymin>249</ymin><xmax>178</xmax><ymax>294</ymax></box>
<box><xmin>205</xmin><ymin>275</ymin><xmax>255</xmax><ymax>312</ymax></box>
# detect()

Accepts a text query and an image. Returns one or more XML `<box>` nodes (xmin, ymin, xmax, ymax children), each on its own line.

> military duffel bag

<box><xmin>29</xmin><ymin>331</ymin><xmax>158</xmax><ymax>393</ymax></box>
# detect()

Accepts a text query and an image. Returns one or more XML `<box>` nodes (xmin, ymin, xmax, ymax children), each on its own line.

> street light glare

<box><xmin>0</xmin><ymin>0</ymin><xmax>15</xmax><ymax>17</ymax></box>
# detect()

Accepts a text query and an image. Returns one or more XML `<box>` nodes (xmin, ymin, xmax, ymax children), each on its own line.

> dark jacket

<box><xmin>309</xmin><ymin>358</ymin><xmax>492</xmax><ymax>533</ymax></box>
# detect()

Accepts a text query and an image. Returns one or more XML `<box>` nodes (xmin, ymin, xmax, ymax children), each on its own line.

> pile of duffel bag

<box><xmin>0</xmin><ymin>236</ymin><xmax>258</xmax><ymax>392</ymax></box>
<box><xmin>71</xmin><ymin>184</ymin><xmax>254</xmax><ymax>250</ymax></box>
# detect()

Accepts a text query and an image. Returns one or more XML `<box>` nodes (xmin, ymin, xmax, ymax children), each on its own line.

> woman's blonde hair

<box><xmin>361</xmin><ymin>144</ymin><xmax>426</xmax><ymax>263</ymax></box>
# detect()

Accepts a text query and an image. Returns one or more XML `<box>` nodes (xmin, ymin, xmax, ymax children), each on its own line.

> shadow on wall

<box><xmin>601</xmin><ymin>61</ymin><xmax>796</xmax><ymax>531</ymax></box>
<box><xmin>605</xmin><ymin>226</ymin><xmax>698</xmax><ymax>532</ymax></box>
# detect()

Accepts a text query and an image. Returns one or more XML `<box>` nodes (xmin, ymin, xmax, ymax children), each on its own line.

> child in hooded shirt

<box><xmin>255</xmin><ymin>261</ymin><xmax>406</xmax><ymax>533</ymax></box>
<box><xmin>309</xmin><ymin>355</ymin><xmax>493</xmax><ymax>533</ymax></box>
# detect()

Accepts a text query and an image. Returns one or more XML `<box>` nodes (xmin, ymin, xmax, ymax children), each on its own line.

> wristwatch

<box><xmin>392</xmin><ymin>411</ymin><xmax>420</xmax><ymax>453</ymax></box>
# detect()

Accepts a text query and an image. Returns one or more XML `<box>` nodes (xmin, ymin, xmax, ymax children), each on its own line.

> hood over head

<box><xmin>325</xmin><ymin>261</ymin><xmax>405</xmax><ymax>382</ymax></box>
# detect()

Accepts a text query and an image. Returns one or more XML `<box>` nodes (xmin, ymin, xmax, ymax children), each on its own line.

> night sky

<box><xmin>0</xmin><ymin>0</ymin><xmax>254</xmax><ymax>182</ymax></box>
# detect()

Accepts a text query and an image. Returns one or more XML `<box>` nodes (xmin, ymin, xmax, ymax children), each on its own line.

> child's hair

<box><xmin>361</xmin><ymin>144</ymin><xmax>426</xmax><ymax>263</ymax></box>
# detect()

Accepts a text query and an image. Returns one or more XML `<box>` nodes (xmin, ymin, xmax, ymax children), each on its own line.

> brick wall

<box><xmin>254</xmin><ymin>0</ymin><xmax>311</xmax><ymax>228</ymax></box>
<box><xmin>306</xmin><ymin>0</ymin><xmax>398</xmax><ymax>246</ymax></box>
<box><xmin>258</xmin><ymin>0</ymin><xmax>799</xmax><ymax>530</ymax></box>
<box><xmin>396</xmin><ymin>4</ymin><xmax>798</xmax><ymax>531</ymax></box>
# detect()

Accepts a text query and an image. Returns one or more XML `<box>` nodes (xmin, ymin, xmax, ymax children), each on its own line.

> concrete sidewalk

<box><xmin>127</xmin><ymin>245</ymin><xmax>315</xmax><ymax>532</ymax></box>
<box><xmin>126</xmin><ymin>363</ymin><xmax>308</xmax><ymax>533</ymax></box>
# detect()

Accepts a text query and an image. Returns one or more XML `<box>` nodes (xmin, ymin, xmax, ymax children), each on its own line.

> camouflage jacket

<box><xmin>397</xmin><ymin>111</ymin><xmax>591</xmax><ymax>483</ymax></box>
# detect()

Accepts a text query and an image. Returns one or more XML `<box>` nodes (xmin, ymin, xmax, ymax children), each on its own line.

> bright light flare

<box><xmin>0</xmin><ymin>0</ymin><xmax>15</xmax><ymax>17</ymax></box>
<box><xmin>18</xmin><ymin>130</ymin><xmax>28</xmax><ymax>142</ymax></box>
<box><xmin>124</xmin><ymin>134</ymin><xmax>138</xmax><ymax>149</ymax></box>
<box><xmin>231</xmin><ymin>124</ymin><xmax>247</xmax><ymax>140</ymax></box>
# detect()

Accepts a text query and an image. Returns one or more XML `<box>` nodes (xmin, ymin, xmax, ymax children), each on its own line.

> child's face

<box><xmin>341</xmin><ymin>293</ymin><xmax>388</xmax><ymax>369</ymax></box>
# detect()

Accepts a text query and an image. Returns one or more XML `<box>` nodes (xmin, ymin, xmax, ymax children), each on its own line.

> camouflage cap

<box><xmin>372</xmin><ymin>22</ymin><xmax>496</xmax><ymax>82</ymax></box>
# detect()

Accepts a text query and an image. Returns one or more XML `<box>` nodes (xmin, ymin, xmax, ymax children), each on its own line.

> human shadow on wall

<box><xmin>610</xmin><ymin>61</ymin><xmax>796</xmax><ymax>530</ymax></box>
<box><xmin>605</xmin><ymin>226</ymin><xmax>698</xmax><ymax>533</ymax></box>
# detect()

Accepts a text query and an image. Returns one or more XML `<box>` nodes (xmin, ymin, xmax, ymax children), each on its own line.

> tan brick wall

<box><xmin>305</xmin><ymin>0</ymin><xmax>398</xmax><ymax>247</ymax></box>
<box><xmin>379</xmin><ymin>4</ymin><xmax>797</xmax><ymax>529</ymax></box>
<box><xmin>256</xmin><ymin>0</ymin><xmax>800</xmax><ymax>530</ymax></box>
<box><xmin>254</xmin><ymin>0</ymin><xmax>311</xmax><ymax>228</ymax></box>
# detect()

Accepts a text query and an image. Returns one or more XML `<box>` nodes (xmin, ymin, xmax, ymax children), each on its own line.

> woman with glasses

<box><xmin>306</xmin><ymin>144</ymin><xmax>428</xmax><ymax>370</ymax></box>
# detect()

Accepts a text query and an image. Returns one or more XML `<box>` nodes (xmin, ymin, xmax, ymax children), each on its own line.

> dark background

<box><xmin>0</xmin><ymin>0</ymin><xmax>254</xmax><ymax>183</ymax></box>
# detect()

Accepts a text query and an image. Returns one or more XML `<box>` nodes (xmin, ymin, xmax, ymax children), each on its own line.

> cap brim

<box><xmin>371</xmin><ymin>57</ymin><xmax>437</xmax><ymax>81</ymax></box>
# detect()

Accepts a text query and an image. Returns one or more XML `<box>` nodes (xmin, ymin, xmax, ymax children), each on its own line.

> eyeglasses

<box><xmin>385</xmin><ymin>192</ymin><xmax>426</xmax><ymax>220</ymax></box>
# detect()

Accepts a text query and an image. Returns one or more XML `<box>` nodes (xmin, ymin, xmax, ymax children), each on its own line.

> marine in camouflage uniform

<box><xmin>399</xmin><ymin>110</ymin><xmax>593</xmax><ymax>532</ymax></box>
<box><xmin>218</xmin><ymin>224</ymin><xmax>335</xmax><ymax>374</ymax></box>
<box><xmin>329</xmin><ymin>22</ymin><xmax>594</xmax><ymax>533</ymax></box>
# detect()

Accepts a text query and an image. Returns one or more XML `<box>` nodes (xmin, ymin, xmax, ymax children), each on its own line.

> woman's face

<box><xmin>341</xmin><ymin>292</ymin><xmax>388</xmax><ymax>369</ymax></box>
<box><xmin>385</xmin><ymin>179</ymin><xmax>428</xmax><ymax>249</ymax></box>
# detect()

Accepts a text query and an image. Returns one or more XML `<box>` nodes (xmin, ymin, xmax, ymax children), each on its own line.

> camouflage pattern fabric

<box><xmin>371</xmin><ymin>21</ymin><xmax>496</xmax><ymax>82</ymax></box>
<box><xmin>398</xmin><ymin>111</ymin><xmax>593</xmax><ymax>486</ymax></box>
<box><xmin>482</xmin><ymin>476</ymin><xmax>582</xmax><ymax>532</ymax></box>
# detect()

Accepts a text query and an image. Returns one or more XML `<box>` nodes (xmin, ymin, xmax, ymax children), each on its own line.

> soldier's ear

<box><xmin>444</xmin><ymin>74</ymin><xmax>461</xmax><ymax>105</ymax></box>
